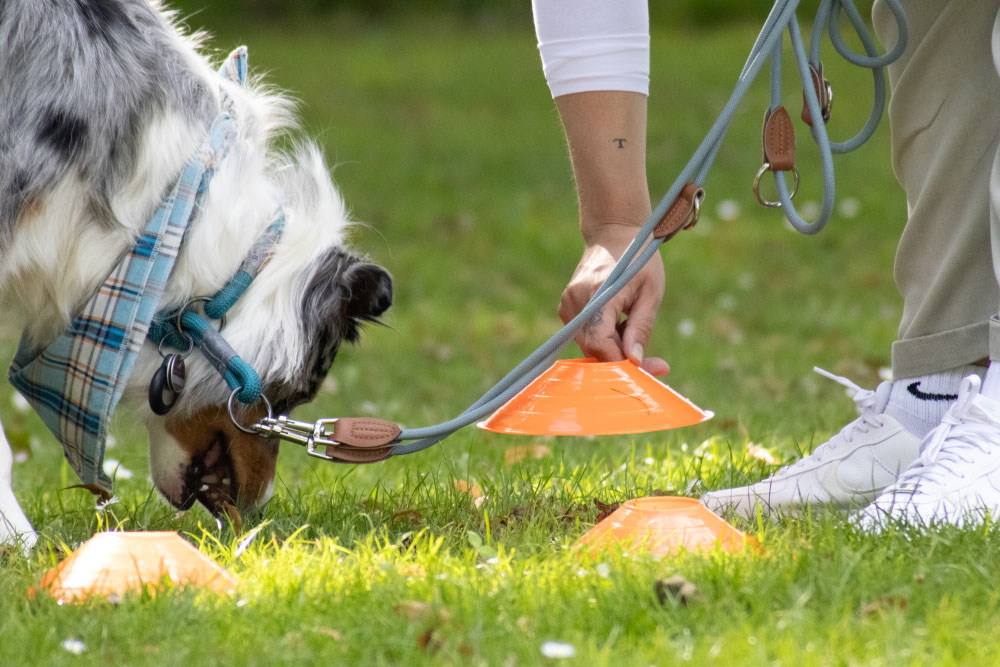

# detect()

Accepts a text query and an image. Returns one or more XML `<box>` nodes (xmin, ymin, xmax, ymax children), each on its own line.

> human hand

<box><xmin>558</xmin><ymin>224</ymin><xmax>669</xmax><ymax>376</ymax></box>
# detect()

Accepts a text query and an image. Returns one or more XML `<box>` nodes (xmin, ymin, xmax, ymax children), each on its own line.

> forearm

<box><xmin>554</xmin><ymin>91</ymin><xmax>652</xmax><ymax>241</ymax></box>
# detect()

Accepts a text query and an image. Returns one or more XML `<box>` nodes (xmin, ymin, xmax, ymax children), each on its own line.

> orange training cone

<box><xmin>575</xmin><ymin>497</ymin><xmax>755</xmax><ymax>557</ymax></box>
<box><xmin>477</xmin><ymin>358</ymin><xmax>712</xmax><ymax>436</ymax></box>
<box><xmin>37</xmin><ymin>531</ymin><xmax>237</xmax><ymax>603</ymax></box>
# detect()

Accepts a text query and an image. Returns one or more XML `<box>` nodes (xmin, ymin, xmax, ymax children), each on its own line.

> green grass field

<box><xmin>4</xmin><ymin>12</ymin><xmax>996</xmax><ymax>666</ymax></box>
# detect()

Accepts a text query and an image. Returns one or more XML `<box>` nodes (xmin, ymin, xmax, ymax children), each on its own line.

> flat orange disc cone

<box><xmin>38</xmin><ymin>531</ymin><xmax>237</xmax><ymax>603</ymax></box>
<box><xmin>575</xmin><ymin>497</ymin><xmax>755</xmax><ymax>557</ymax></box>
<box><xmin>478</xmin><ymin>359</ymin><xmax>712</xmax><ymax>435</ymax></box>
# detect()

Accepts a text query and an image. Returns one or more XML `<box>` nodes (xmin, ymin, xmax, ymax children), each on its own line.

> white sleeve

<box><xmin>531</xmin><ymin>0</ymin><xmax>650</xmax><ymax>98</ymax></box>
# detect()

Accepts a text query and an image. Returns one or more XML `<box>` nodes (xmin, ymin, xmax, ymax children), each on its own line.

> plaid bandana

<box><xmin>9</xmin><ymin>48</ymin><xmax>249</xmax><ymax>492</ymax></box>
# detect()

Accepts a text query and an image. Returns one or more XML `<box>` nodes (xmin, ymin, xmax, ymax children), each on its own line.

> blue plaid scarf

<box><xmin>9</xmin><ymin>48</ymin><xmax>250</xmax><ymax>492</ymax></box>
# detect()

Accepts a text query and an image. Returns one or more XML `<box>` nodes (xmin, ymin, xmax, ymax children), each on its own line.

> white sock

<box><xmin>884</xmin><ymin>364</ymin><xmax>986</xmax><ymax>437</ymax></box>
<box><xmin>979</xmin><ymin>362</ymin><xmax>1000</xmax><ymax>399</ymax></box>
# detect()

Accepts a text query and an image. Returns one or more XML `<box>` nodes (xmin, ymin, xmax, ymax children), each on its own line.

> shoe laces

<box><xmin>773</xmin><ymin>368</ymin><xmax>889</xmax><ymax>477</ymax></box>
<box><xmin>879</xmin><ymin>375</ymin><xmax>1000</xmax><ymax>498</ymax></box>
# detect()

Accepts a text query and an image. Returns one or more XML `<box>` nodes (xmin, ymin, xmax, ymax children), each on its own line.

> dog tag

<box><xmin>149</xmin><ymin>355</ymin><xmax>186</xmax><ymax>415</ymax></box>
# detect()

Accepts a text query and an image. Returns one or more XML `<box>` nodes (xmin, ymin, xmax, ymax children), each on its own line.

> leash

<box><xmin>222</xmin><ymin>0</ymin><xmax>909</xmax><ymax>463</ymax></box>
<box><xmin>231</xmin><ymin>0</ymin><xmax>911</xmax><ymax>461</ymax></box>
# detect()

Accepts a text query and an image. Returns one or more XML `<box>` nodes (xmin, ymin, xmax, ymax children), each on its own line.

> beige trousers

<box><xmin>872</xmin><ymin>1</ymin><xmax>1000</xmax><ymax>377</ymax></box>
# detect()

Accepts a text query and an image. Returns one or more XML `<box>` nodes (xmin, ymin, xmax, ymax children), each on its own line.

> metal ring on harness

<box><xmin>753</xmin><ymin>163</ymin><xmax>800</xmax><ymax>208</ymax></box>
<box><xmin>177</xmin><ymin>295</ymin><xmax>228</xmax><ymax>333</ymax></box>
<box><xmin>227</xmin><ymin>387</ymin><xmax>273</xmax><ymax>435</ymax></box>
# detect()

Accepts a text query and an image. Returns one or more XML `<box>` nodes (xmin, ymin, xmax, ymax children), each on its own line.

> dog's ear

<box><xmin>343</xmin><ymin>263</ymin><xmax>393</xmax><ymax>338</ymax></box>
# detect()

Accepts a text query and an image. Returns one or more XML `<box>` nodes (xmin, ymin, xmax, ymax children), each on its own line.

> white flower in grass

<box><xmin>879</xmin><ymin>367</ymin><xmax>893</xmax><ymax>382</ymax></box>
<box><xmin>715</xmin><ymin>199</ymin><xmax>742</xmax><ymax>221</ymax></box>
<box><xmin>96</xmin><ymin>496</ymin><xmax>119</xmax><ymax>513</ymax></box>
<box><xmin>13</xmin><ymin>450</ymin><xmax>28</xmax><ymax>464</ymax></box>
<box><xmin>596</xmin><ymin>563</ymin><xmax>611</xmax><ymax>578</ymax></box>
<box><xmin>102</xmin><ymin>459</ymin><xmax>133</xmax><ymax>480</ymax></box>
<box><xmin>747</xmin><ymin>444</ymin><xmax>778</xmax><ymax>465</ymax></box>
<box><xmin>799</xmin><ymin>200</ymin><xmax>821</xmax><ymax>220</ymax></box>
<box><xmin>62</xmin><ymin>639</ymin><xmax>86</xmax><ymax>655</ymax></box>
<box><xmin>838</xmin><ymin>197</ymin><xmax>861</xmax><ymax>218</ymax></box>
<box><xmin>11</xmin><ymin>393</ymin><xmax>30</xmax><ymax>413</ymax></box>
<box><xmin>677</xmin><ymin>319</ymin><xmax>696</xmax><ymax>337</ymax></box>
<box><xmin>540</xmin><ymin>641</ymin><xmax>576</xmax><ymax>659</ymax></box>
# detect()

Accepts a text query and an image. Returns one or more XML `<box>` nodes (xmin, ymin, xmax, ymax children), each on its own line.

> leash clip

<box><xmin>252</xmin><ymin>415</ymin><xmax>341</xmax><ymax>460</ymax></box>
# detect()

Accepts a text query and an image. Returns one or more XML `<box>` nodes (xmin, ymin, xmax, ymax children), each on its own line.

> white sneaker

<box><xmin>855</xmin><ymin>374</ymin><xmax>1000</xmax><ymax>531</ymax></box>
<box><xmin>701</xmin><ymin>368</ymin><xmax>922</xmax><ymax>518</ymax></box>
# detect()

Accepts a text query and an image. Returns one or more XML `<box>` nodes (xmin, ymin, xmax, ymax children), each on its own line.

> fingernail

<box><xmin>630</xmin><ymin>343</ymin><xmax>644</xmax><ymax>364</ymax></box>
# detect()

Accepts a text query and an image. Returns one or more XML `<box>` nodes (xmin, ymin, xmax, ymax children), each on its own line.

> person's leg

<box><xmin>879</xmin><ymin>1</ymin><xmax>1000</xmax><ymax>379</ymax></box>
<box><xmin>855</xmin><ymin>3</ymin><xmax>1000</xmax><ymax>529</ymax></box>
<box><xmin>703</xmin><ymin>1</ymin><xmax>999</xmax><ymax>518</ymax></box>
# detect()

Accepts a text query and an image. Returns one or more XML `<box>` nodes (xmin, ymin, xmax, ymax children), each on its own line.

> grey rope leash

<box><xmin>247</xmin><ymin>0</ymin><xmax>908</xmax><ymax>461</ymax></box>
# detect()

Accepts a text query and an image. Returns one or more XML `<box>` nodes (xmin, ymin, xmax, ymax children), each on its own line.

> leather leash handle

<box><xmin>762</xmin><ymin>106</ymin><xmax>796</xmax><ymax>172</ymax></box>
<box><xmin>653</xmin><ymin>182</ymin><xmax>705</xmax><ymax>240</ymax></box>
<box><xmin>801</xmin><ymin>63</ymin><xmax>832</xmax><ymax>127</ymax></box>
<box><xmin>324</xmin><ymin>417</ymin><xmax>400</xmax><ymax>463</ymax></box>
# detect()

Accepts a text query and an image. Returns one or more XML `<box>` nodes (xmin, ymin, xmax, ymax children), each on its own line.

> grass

<box><xmin>2</xmin><ymin>11</ymin><xmax>994</xmax><ymax>666</ymax></box>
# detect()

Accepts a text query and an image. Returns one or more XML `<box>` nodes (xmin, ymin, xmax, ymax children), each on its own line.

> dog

<box><xmin>0</xmin><ymin>0</ymin><xmax>392</xmax><ymax>549</ymax></box>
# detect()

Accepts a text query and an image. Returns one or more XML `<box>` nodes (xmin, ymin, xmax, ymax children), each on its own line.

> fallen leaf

<box><xmin>859</xmin><ymin>595</ymin><xmax>907</xmax><ymax>617</ymax></box>
<box><xmin>654</xmin><ymin>575</ymin><xmax>700</xmax><ymax>606</ymax></box>
<box><xmin>392</xmin><ymin>509</ymin><xmax>424</xmax><ymax>523</ymax></box>
<box><xmin>310</xmin><ymin>627</ymin><xmax>342</xmax><ymax>640</ymax></box>
<box><xmin>394</xmin><ymin>600</ymin><xmax>452</xmax><ymax>624</ymax></box>
<box><xmin>222</xmin><ymin>502</ymin><xmax>244</xmax><ymax>533</ymax></box>
<box><xmin>593</xmin><ymin>499</ymin><xmax>621</xmax><ymax>522</ymax></box>
<box><xmin>416</xmin><ymin>628</ymin><xmax>444</xmax><ymax>653</ymax></box>
<box><xmin>400</xmin><ymin>563</ymin><xmax>427</xmax><ymax>579</ymax></box>
<box><xmin>504</xmin><ymin>444</ymin><xmax>552</xmax><ymax>465</ymax></box>
<box><xmin>454</xmin><ymin>480</ymin><xmax>483</xmax><ymax>499</ymax></box>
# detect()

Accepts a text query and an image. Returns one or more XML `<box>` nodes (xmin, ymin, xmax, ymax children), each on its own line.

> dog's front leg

<box><xmin>0</xmin><ymin>416</ymin><xmax>37</xmax><ymax>553</ymax></box>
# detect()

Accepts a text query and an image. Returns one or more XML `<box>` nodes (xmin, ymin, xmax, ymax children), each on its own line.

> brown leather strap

<box><xmin>324</xmin><ymin>444</ymin><xmax>394</xmax><ymax>463</ymax></box>
<box><xmin>315</xmin><ymin>418</ymin><xmax>400</xmax><ymax>464</ymax></box>
<box><xmin>653</xmin><ymin>182</ymin><xmax>705</xmax><ymax>240</ymax></box>
<box><xmin>332</xmin><ymin>418</ymin><xmax>401</xmax><ymax>448</ymax></box>
<box><xmin>762</xmin><ymin>106</ymin><xmax>795</xmax><ymax>172</ymax></box>
<box><xmin>801</xmin><ymin>63</ymin><xmax>832</xmax><ymax>127</ymax></box>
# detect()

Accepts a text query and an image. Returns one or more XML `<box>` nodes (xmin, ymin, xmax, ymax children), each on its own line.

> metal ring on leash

<box><xmin>156</xmin><ymin>331</ymin><xmax>195</xmax><ymax>360</ymax></box>
<box><xmin>227</xmin><ymin>387</ymin><xmax>273</xmax><ymax>435</ymax></box>
<box><xmin>176</xmin><ymin>295</ymin><xmax>228</xmax><ymax>333</ymax></box>
<box><xmin>753</xmin><ymin>163</ymin><xmax>800</xmax><ymax>208</ymax></box>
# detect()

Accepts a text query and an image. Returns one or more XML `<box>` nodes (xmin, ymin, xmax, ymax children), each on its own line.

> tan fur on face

<box><xmin>165</xmin><ymin>404</ymin><xmax>278</xmax><ymax>511</ymax></box>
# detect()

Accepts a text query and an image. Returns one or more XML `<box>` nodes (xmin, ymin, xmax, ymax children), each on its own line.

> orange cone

<box><xmin>478</xmin><ymin>359</ymin><xmax>712</xmax><ymax>436</ymax></box>
<box><xmin>575</xmin><ymin>497</ymin><xmax>755</xmax><ymax>557</ymax></box>
<box><xmin>37</xmin><ymin>532</ymin><xmax>237</xmax><ymax>603</ymax></box>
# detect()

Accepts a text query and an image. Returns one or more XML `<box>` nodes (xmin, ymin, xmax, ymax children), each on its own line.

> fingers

<box><xmin>576</xmin><ymin>305</ymin><xmax>626</xmax><ymax>362</ymax></box>
<box><xmin>621</xmin><ymin>282</ymin><xmax>661</xmax><ymax>367</ymax></box>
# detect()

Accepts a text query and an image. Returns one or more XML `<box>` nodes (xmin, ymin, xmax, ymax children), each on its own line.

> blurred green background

<box><xmin>169</xmin><ymin>0</ymin><xmax>825</xmax><ymax>27</ymax></box>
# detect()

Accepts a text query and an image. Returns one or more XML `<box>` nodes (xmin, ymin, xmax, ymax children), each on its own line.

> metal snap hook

<box><xmin>227</xmin><ymin>387</ymin><xmax>273</xmax><ymax>435</ymax></box>
<box><xmin>753</xmin><ymin>163</ymin><xmax>800</xmax><ymax>208</ymax></box>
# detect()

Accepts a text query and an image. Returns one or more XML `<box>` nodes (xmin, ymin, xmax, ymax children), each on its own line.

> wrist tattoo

<box><xmin>613</xmin><ymin>138</ymin><xmax>627</xmax><ymax>148</ymax></box>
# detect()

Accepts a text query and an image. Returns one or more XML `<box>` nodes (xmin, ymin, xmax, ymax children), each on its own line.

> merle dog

<box><xmin>0</xmin><ymin>0</ymin><xmax>392</xmax><ymax>549</ymax></box>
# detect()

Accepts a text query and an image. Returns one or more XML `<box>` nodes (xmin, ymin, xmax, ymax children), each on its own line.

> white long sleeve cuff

<box><xmin>532</xmin><ymin>0</ymin><xmax>650</xmax><ymax>98</ymax></box>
